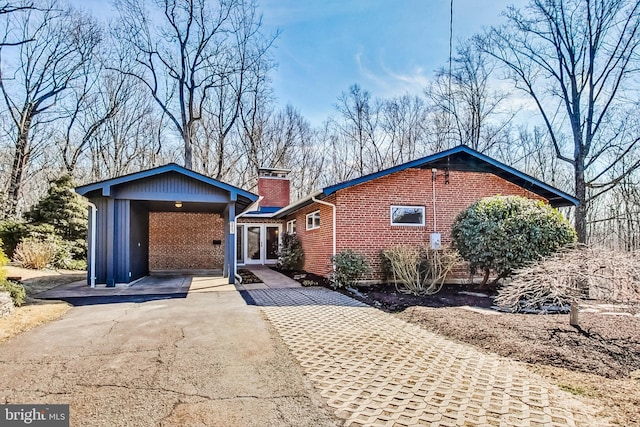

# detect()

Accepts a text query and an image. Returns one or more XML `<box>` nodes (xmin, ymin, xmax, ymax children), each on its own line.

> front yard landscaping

<box><xmin>0</xmin><ymin>266</ymin><xmax>83</xmax><ymax>344</ymax></box>
<box><xmin>277</xmin><ymin>267</ymin><xmax>639</xmax><ymax>426</ymax></box>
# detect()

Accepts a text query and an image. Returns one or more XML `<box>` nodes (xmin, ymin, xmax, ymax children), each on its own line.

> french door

<box><xmin>237</xmin><ymin>224</ymin><xmax>281</xmax><ymax>265</ymax></box>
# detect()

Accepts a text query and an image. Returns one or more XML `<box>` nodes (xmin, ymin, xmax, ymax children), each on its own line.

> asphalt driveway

<box><xmin>0</xmin><ymin>280</ymin><xmax>337</xmax><ymax>426</ymax></box>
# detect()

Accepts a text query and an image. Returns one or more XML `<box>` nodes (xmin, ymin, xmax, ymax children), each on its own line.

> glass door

<box><xmin>246</xmin><ymin>226</ymin><xmax>262</xmax><ymax>264</ymax></box>
<box><xmin>238</xmin><ymin>224</ymin><xmax>282</xmax><ymax>265</ymax></box>
<box><xmin>265</xmin><ymin>226</ymin><xmax>280</xmax><ymax>263</ymax></box>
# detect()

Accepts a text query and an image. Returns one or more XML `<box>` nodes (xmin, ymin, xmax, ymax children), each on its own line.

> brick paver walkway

<box><xmin>247</xmin><ymin>288</ymin><xmax>609</xmax><ymax>427</ymax></box>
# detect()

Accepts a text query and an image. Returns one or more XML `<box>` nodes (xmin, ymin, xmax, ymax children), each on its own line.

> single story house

<box><xmin>76</xmin><ymin>145</ymin><xmax>578</xmax><ymax>286</ymax></box>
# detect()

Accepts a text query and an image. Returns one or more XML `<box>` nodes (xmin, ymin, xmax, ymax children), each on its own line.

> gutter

<box><xmin>273</xmin><ymin>190</ymin><xmax>323</xmax><ymax>218</ymax></box>
<box><xmin>311</xmin><ymin>196</ymin><xmax>336</xmax><ymax>269</ymax></box>
<box><xmin>233</xmin><ymin>196</ymin><xmax>264</xmax><ymax>284</ymax></box>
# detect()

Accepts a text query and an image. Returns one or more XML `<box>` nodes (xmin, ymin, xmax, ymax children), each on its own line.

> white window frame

<box><xmin>306</xmin><ymin>210</ymin><xmax>321</xmax><ymax>230</ymax></box>
<box><xmin>286</xmin><ymin>219</ymin><xmax>297</xmax><ymax>234</ymax></box>
<box><xmin>390</xmin><ymin>205</ymin><xmax>426</xmax><ymax>226</ymax></box>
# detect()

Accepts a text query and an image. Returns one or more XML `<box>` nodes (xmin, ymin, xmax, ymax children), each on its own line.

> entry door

<box><xmin>265</xmin><ymin>225</ymin><xmax>280</xmax><ymax>262</ymax></box>
<box><xmin>239</xmin><ymin>224</ymin><xmax>281</xmax><ymax>265</ymax></box>
<box><xmin>245</xmin><ymin>226</ymin><xmax>262</xmax><ymax>264</ymax></box>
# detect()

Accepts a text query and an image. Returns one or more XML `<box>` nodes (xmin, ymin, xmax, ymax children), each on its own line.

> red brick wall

<box><xmin>284</xmin><ymin>195</ymin><xmax>336</xmax><ymax>276</ymax></box>
<box><xmin>258</xmin><ymin>177</ymin><xmax>290</xmax><ymax>208</ymax></box>
<box><xmin>333</xmin><ymin>169</ymin><xmax>546</xmax><ymax>281</ymax></box>
<box><xmin>149</xmin><ymin>212</ymin><xmax>225</xmax><ymax>270</ymax></box>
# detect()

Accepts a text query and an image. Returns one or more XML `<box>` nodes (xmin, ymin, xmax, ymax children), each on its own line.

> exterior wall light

<box><xmin>175</xmin><ymin>201</ymin><xmax>183</xmax><ymax>208</ymax></box>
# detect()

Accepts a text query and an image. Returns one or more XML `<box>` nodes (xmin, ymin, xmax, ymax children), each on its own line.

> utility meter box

<box><xmin>430</xmin><ymin>233</ymin><xmax>442</xmax><ymax>250</ymax></box>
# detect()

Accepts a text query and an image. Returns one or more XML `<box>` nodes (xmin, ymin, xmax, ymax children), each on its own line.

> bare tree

<box><xmin>479</xmin><ymin>0</ymin><xmax>640</xmax><ymax>243</ymax></box>
<box><xmin>0</xmin><ymin>1</ymin><xmax>36</xmax><ymax>47</ymax></box>
<box><xmin>88</xmin><ymin>78</ymin><xmax>166</xmax><ymax>181</ymax></box>
<box><xmin>333</xmin><ymin>84</ymin><xmax>385</xmax><ymax>175</ymax></box>
<box><xmin>114</xmin><ymin>0</ymin><xmax>274</xmax><ymax>171</ymax></box>
<box><xmin>380</xmin><ymin>94</ymin><xmax>429</xmax><ymax>164</ymax></box>
<box><xmin>0</xmin><ymin>2</ymin><xmax>100</xmax><ymax>217</ymax></box>
<box><xmin>425</xmin><ymin>42</ymin><xmax>513</xmax><ymax>153</ymax></box>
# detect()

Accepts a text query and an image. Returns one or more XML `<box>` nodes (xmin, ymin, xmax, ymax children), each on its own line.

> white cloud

<box><xmin>354</xmin><ymin>50</ymin><xmax>432</xmax><ymax>98</ymax></box>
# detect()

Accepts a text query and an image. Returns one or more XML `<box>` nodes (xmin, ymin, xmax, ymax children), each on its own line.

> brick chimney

<box><xmin>257</xmin><ymin>168</ymin><xmax>290</xmax><ymax>209</ymax></box>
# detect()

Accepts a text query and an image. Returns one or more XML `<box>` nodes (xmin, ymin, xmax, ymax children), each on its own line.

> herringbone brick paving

<box><xmin>247</xmin><ymin>288</ymin><xmax>609</xmax><ymax>427</ymax></box>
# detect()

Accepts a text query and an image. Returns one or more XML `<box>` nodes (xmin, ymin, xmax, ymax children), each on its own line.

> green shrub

<box><xmin>0</xmin><ymin>239</ymin><xmax>8</xmax><ymax>282</ymax></box>
<box><xmin>451</xmin><ymin>195</ymin><xmax>577</xmax><ymax>286</ymax></box>
<box><xmin>63</xmin><ymin>259</ymin><xmax>87</xmax><ymax>271</ymax></box>
<box><xmin>0</xmin><ymin>280</ymin><xmax>26</xmax><ymax>306</ymax></box>
<box><xmin>13</xmin><ymin>237</ymin><xmax>58</xmax><ymax>270</ymax></box>
<box><xmin>0</xmin><ymin>220</ymin><xmax>27</xmax><ymax>258</ymax></box>
<box><xmin>329</xmin><ymin>250</ymin><xmax>370</xmax><ymax>289</ymax></box>
<box><xmin>277</xmin><ymin>233</ymin><xmax>304</xmax><ymax>271</ymax></box>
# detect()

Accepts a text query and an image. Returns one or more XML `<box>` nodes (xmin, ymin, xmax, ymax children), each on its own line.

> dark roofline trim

<box><xmin>275</xmin><ymin>146</ymin><xmax>578</xmax><ymax>218</ymax></box>
<box><xmin>76</xmin><ymin>163</ymin><xmax>258</xmax><ymax>203</ymax></box>
<box><xmin>323</xmin><ymin>145</ymin><xmax>579</xmax><ymax>205</ymax></box>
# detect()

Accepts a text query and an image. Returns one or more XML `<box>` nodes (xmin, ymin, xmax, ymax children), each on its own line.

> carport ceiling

<box><xmin>136</xmin><ymin>200</ymin><xmax>229</xmax><ymax>213</ymax></box>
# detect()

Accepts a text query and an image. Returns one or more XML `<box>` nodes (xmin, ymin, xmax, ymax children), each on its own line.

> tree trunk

<box><xmin>574</xmin><ymin>161</ymin><xmax>588</xmax><ymax>243</ymax></box>
<box><xmin>5</xmin><ymin>114</ymin><xmax>32</xmax><ymax>218</ymax></box>
<box><xmin>183</xmin><ymin>128</ymin><xmax>192</xmax><ymax>170</ymax></box>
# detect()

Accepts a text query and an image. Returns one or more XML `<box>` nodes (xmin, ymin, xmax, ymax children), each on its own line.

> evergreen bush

<box><xmin>451</xmin><ymin>195</ymin><xmax>576</xmax><ymax>287</ymax></box>
<box><xmin>277</xmin><ymin>233</ymin><xmax>304</xmax><ymax>270</ymax></box>
<box><xmin>329</xmin><ymin>250</ymin><xmax>370</xmax><ymax>289</ymax></box>
<box><xmin>0</xmin><ymin>240</ymin><xmax>26</xmax><ymax>306</ymax></box>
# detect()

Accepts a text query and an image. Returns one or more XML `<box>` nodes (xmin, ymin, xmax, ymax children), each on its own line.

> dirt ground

<box><xmin>342</xmin><ymin>283</ymin><xmax>640</xmax><ymax>426</ymax></box>
<box><xmin>0</xmin><ymin>266</ymin><xmax>83</xmax><ymax>343</ymax></box>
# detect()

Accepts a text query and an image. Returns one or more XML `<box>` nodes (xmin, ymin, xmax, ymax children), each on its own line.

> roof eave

<box><xmin>274</xmin><ymin>190</ymin><xmax>324</xmax><ymax>218</ymax></box>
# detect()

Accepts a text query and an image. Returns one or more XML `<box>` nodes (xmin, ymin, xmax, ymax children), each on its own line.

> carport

<box><xmin>75</xmin><ymin>164</ymin><xmax>257</xmax><ymax>286</ymax></box>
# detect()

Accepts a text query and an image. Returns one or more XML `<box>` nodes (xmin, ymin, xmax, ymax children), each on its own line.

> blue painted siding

<box><xmin>111</xmin><ymin>172</ymin><xmax>229</xmax><ymax>203</ymax></box>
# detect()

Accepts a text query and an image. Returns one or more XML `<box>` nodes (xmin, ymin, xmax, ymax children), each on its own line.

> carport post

<box><xmin>227</xmin><ymin>202</ymin><xmax>236</xmax><ymax>284</ymax></box>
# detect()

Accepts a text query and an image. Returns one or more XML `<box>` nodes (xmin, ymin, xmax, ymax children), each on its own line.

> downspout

<box><xmin>70</xmin><ymin>190</ymin><xmax>96</xmax><ymax>288</ymax></box>
<box><xmin>431</xmin><ymin>168</ymin><xmax>437</xmax><ymax>232</ymax></box>
<box><xmin>87</xmin><ymin>201</ymin><xmax>97</xmax><ymax>288</ymax></box>
<box><xmin>233</xmin><ymin>196</ymin><xmax>264</xmax><ymax>284</ymax></box>
<box><xmin>312</xmin><ymin>196</ymin><xmax>336</xmax><ymax>269</ymax></box>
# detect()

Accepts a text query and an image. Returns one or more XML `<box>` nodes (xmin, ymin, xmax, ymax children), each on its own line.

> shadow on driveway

<box><xmin>37</xmin><ymin>275</ymin><xmax>194</xmax><ymax>306</ymax></box>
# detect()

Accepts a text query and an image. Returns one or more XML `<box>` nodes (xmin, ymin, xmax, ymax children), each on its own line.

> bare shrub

<box><xmin>13</xmin><ymin>238</ymin><xmax>58</xmax><ymax>270</ymax></box>
<box><xmin>381</xmin><ymin>246</ymin><xmax>461</xmax><ymax>296</ymax></box>
<box><xmin>495</xmin><ymin>245</ymin><xmax>640</xmax><ymax>313</ymax></box>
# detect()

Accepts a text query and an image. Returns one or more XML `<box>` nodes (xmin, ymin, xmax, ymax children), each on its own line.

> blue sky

<box><xmin>80</xmin><ymin>0</ymin><xmax>526</xmax><ymax>126</ymax></box>
<box><xmin>259</xmin><ymin>0</ymin><xmax>524</xmax><ymax>125</ymax></box>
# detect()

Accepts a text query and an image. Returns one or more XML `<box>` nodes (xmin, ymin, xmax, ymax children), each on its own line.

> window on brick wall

<box><xmin>306</xmin><ymin>210</ymin><xmax>320</xmax><ymax>230</ymax></box>
<box><xmin>286</xmin><ymin>219</ymin><xmax>297</xmax><ymax>234</ymax></box>
<box><xmin>390</xmin><ymin>205</ymin><xmax>425</xmax><ymax>226</ymax></box>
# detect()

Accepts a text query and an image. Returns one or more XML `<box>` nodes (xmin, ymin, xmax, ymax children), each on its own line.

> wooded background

<box><xmin>0</xmin><ymin>0</ymin><xmax>639</xmax><ymax>249</ymax></box>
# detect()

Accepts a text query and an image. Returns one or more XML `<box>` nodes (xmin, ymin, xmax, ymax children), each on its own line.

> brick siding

<box><xmin>334</xmin><ymin>169</ymin><xmax>546</xmax><ymax>281</ymax></box>
<box><xmin>258</xmin><ymin>177</ymin><xmax>290</xmax><ymax>208</ymax></box>
<box><xmin>285</xmin><ymin>195</ymin><xmax>336</xmax><ymax>277</ymax></box>
<box><xmin>283</xmin><ymin>168</ymin><xmax>547</xmax><ymax>281</ymax></box>
<box><xmin>149</xmin><ymin>212</ymin><xmax>225</xmax><ymax>270</ymax></box>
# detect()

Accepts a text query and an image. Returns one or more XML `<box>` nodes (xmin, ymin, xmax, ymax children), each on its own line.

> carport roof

<box><xmin>76</xmin><ymin>163</ymin><xmax>258</xmax><ymax>210</ymax></box>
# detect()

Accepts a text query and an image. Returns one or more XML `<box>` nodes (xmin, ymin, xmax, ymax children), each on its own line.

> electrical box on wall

<box><xmin>430</xmin><ymin>233</ymin><xmax>442</xmax><ymax>250</ymax></box>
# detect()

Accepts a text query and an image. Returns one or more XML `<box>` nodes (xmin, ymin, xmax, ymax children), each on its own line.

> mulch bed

<box><xmin>270</xmin><ymin>267</ymin><xmax>331</xmax><ymax>287</ymax></box>
<box><xmin>237</xmin><ymin>269</ymin><xmax>262</xmax><ymax>284</ymax></box>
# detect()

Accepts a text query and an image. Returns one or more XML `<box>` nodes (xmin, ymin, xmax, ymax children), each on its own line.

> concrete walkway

<box><xmin>0</xmin><ymin>280</ymin><xmax>337</xmax><ymax>426</ymax></box>
<box><xmin>247</xmin><ymin>287</ymin><xmax>610</xmax><ymax>427</ymax></box>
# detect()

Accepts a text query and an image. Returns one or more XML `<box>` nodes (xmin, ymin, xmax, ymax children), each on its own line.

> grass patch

<box><xmin>0</xmin><ymin>301</ymin><xmax>70</xmax><ymax>344</ymax></box>
<box><xmin>0</xmin><ymin>266</ymin><xmax>82</xmax><ymax>343</ymax></box>
<box><xmin>558</xmin><ymin>383</ymin><xmax>586</xmax><ymax>396</ymax></box>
